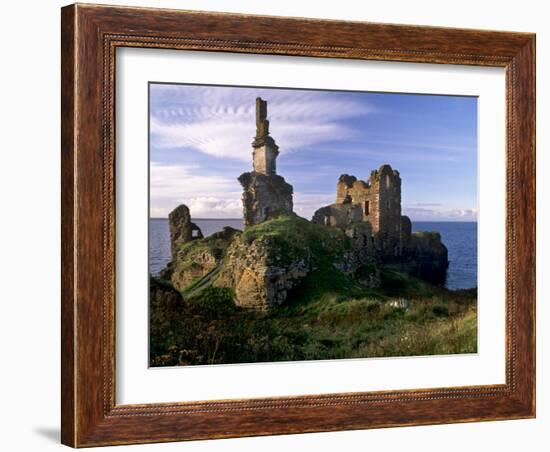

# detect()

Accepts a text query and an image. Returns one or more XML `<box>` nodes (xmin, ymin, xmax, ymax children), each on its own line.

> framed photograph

<box><xmin>61</xmin><ymin>3</ymin><xmax>535</xmax><ymax>447</ymax></box>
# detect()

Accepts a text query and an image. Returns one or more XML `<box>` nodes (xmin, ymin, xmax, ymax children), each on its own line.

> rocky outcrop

<box><xmin>215</xmin><ymin>236</ymin><xmax>309</xmax><ymax>310</ymax></box>
<box><xmin>162</xmin><ymin>208</ymin><xmax>383</xmax><ymax>310</ymax></box>
<box><xmin>150</xmin><ymin>276</ymin><xmax>183</xmax><ymax>310</ymax></box>
<box><xmin>239</xmin><ymin>172</ymin><xmax>293</xmax><ymax>226</ymax></box>
<box><xmin>161</xmin><ymin>225</ymin><xmax>240</xmax><ymax>292</ymax></box>
<box><xmin>168</xmin><ymin>204</ymin><xmax>203</xmax><ymax>258</ymax></box>
<box><xmin>214</xmin><ymin>215</ymin><xmax>381</xmax><ymax>309</ymax></box>
<box><xmin>399</xmin><ymin>232</ymin><xmax>449</xmax><ymax>284</ymax></box>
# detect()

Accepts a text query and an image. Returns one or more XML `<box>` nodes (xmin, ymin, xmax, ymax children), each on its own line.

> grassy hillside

<box><xmin>150</xmin><ymin>267</ymin><xmax>477</xmax><ymax>366</ymax></box>
<box><xmin>238</xmin><ymin>214</ymin><xmax>352</xmax><ymax>266</ymax></box>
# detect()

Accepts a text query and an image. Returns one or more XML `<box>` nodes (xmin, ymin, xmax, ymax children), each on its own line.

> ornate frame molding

<box><xmin>62</xmin><ymin>4</ymin><xmax>535</xmax><ymax>447</ymax></box>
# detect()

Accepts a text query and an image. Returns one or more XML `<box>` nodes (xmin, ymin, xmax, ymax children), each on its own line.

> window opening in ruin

<box><xmin>364</xmin><ymin>200</ymin><xmax>370</xmax><ymax>216</ymax></box>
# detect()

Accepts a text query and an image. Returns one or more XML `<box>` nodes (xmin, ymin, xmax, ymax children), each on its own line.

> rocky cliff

<box><xmin>160</xmin><ymin>208</ymin><xmax>381</xmax><ymax>310</ymax></box>
<box><xmin>399</xmin><ymin>231</ymin><xmax>449</xmax><ymax>284</ymax></box>
<box><xmin>161</xmin><ymin>226</ymin><xmax>240</xmax><ymax>292</ymax></box>
<box><xmin>214</xmin><ymin>214</ymin><xmax>363</xmax><ymax>310</ymax></box>
<box><xmin>160</xmin><ymin>204</ymin><xmax>448</xmax><ymax>310</ymax></box>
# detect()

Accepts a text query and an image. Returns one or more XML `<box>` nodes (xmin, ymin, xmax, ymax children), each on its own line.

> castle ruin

<box><xmin>162</xmin><ymin>97</ymin><xmax>448</xmax><ymax>311</ymax></box>
<box><xmin>238</xmin><ymin>98</ymin><xmax>294</xmax><ymax>226</ymax></box>
<box><xmin>312</xmin><ymin>165</ymin><xmax>412</xmax><ymax>259</ymax></box>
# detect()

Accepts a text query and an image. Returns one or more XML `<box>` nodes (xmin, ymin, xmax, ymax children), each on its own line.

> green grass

<box><xmin>239</xmin><ymin>214</ymin><xmax>351</xmax><ymax>266</ymax></box>
<box><xmin>151</xmin><ymin>215</ymin><xmax>476</xmax><ymax>366</ymax></box>
<box><xmin>150</xmin><ymin>268</ymin><xmax>477</xmax><ymax>366</ymax></box>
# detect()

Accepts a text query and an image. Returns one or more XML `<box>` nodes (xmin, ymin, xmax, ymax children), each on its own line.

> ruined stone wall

<box><xmin>239</xmin><ymin>172</ymin><xmax>293</xmax><ymax>226</ymax></box>
<box><xmin>336</xmin><ymin>174</ymin><xmax>359</xmax><ymax>203</ymax></box>
<box><xmin>336</xmin><ymin>177</ymin><xmax>377</xmax><ymax>224</ymax></box>
<box><xmin>252</xmin><ymin>143</ymin><xmax>278</xmax><ymax>176</ymax></box>
<box><xmin>311</xmin><ymin>203</ymin><xmax>363</xmax><ymax>228</ymax></box>
<box><xmin>373</xmin><ymin>165</ymin><xmax>402</xmax><ymax>236</ymax></box>
<box><xmin>401</xmin><ymin>216</ymin><xmax>412</xmax><ymax>243</ymax></box>
<box><xmin>369</xmin><ymin>165</ymin><xmax>403</xmax><ymax>256</ymax></box>
<box><xmin>313</xmin><ymin>165</ymin><xmax>413</xmax><ymax>258</ymax></box>
<box><xmin>167</xmin><ymin>204</ymin><xmax>203</xmax><ymax>258</ymax></box>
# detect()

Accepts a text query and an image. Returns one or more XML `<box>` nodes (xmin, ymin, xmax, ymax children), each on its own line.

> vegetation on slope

<box><xmin>150</xmin><ymin>266</ymin><xmax>477</xmax><ymax>366</ymax></box>
<box><xmin>238</xmin><ymin>214</ymin><xmax>351</xmax><ymax>265</ymax></box>
<box><xmin>150</xmin><ymin>215</ymin><xmax>476</xmax><ymax>366</ymax></box>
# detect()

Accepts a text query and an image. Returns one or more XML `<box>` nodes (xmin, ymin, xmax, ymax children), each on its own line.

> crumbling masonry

<box><xmin>163</xmin><ymin>97</ymin><xmax>449</xmax><ymax>311</ymax></box>
<box><xmin>167</xmin><ymin>204</ymin><xmax>203</xmax><ymax>258</ymax></box>
<box><xmin>312</xmin><ymin>165</ymin><xmax>412</xmax><ymax>259</ymax></box>
<box><xmin>238</xmin><ymin>98</ymin><xmax>293</xmax><ymax>226</ymax></box>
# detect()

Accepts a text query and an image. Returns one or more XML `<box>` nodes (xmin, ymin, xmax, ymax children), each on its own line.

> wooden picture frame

<box><xmin>61</xmin><ymin>3</ymin><xmax>535</xmax><ymax>447</ymax></box>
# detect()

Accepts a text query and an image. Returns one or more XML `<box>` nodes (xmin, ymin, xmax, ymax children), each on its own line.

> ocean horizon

<box><xmin>149</xmin><ymin>218</ymin><xmax>477</xmax><ymax>290</ymax></box>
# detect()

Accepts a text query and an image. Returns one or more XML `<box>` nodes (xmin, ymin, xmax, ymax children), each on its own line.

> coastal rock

<box><xmin>333</xmin><ymin>222</ymin><xmax>375</xmax><ymax>272</ymax></box>
<box><xmin>399</xmin><ymin>232</ymin><xmax>449</xmax><ymax>284</ymax></box>
<box><xmin>150</xmin><ymin>276</ymin><xmax>183</xmax><ymax>310</ymax></box>
<box><xmin>168</xmin><ymin>204</ymin><xmax>203</xmax><ymax>258</ymax></box>
<box><xmin>214</xmin><ymin>215</ymin><xmax>352</xmax><ymax>310</ymax></box>
<box><xmin>336</xmin><ymin>222</ymin><xmax>380</xmax><ymax>288</ymax></box>
<box><xmin>215</xmin><ymin>237</ymin><xmax>309</xmax><ymax>310</ymax></box>
<box><xmin>162</xmin><ymin>227</ymin><xmax>240</xmax><ymax>292</ymax></box>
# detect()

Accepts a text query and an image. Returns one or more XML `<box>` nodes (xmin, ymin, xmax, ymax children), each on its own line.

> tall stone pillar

<box><xmin>239</xmin><ymin>98</ymin><xmax>294</xmax><ymax>226</ymax></box>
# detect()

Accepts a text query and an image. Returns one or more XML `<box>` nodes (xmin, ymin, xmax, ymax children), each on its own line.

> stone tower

<box><xmin>238</xmin><ymin>98</ymin><xmax>293</xmax><ymax>226</ymax></box>
<box><xmin>312</xmin><ymin>164</ymin><xmax>411</xmax><ymax>257</ymax></box>
<box><xmin>365</xmin><ymin>165</ymin><xmax>404</xmax><ymax>254</ymax></box>
<box><xmin>333</xmin><ymin>165</ymin><xmax>402</xmax><ymax>235</ymax></box>
<box><xmin>252</xmin><ymin>97</ymin><xmax>279</xmax><ymax>175</ymax></box>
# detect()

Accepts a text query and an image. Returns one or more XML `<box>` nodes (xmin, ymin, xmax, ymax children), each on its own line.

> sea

<box><xmin>149</xmin><ymin>219</ymin><xmax>477</xmax><ymax>290</ymax></box>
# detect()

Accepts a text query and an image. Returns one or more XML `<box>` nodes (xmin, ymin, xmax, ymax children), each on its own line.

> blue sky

<box><xmin>149</xmin><ymin>83</ymin><xmax>477</xmax><ymax>221</ymax></box>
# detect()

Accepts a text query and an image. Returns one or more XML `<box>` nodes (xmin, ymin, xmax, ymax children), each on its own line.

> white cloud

<box><xmin>150</xmin><ymin>162</ymin><xmax>242</xmax><ymax>218</ymax></box>
<box><xmin>150</xmin><ymin>86</ymin><xmax>374</xmax><ymax>161</ymax></box>
<box><xmin>293</xmin><ymin>192</ymin><xmax>335</xmax><ymax>220</ymax></box>
<box><xmin>403</xmin><ymin>206</ymin><xmax>478</xmax><ymax>221</ymax></box>
<box><xmin>150</xmin><ymin>161</ymin><xmax>338</xmax><ymax>219</ymax></box>
<box><xmin>150</xmin><ymin>161</ymin><xmax>477</xmax><ymax>222</ymax></box>
<box><xmin>150</xmin><ymin>117</ymin><xmax>349</xmax><ymax>161</ymax></box>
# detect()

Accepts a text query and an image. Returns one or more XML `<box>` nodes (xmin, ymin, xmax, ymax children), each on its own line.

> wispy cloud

<box><xmin>150</xmin><ymin>85</ymin><xmax>375</xmax><ymax>161</ymax></box>
<box><xmin>149</xmin><ymin>84</ymin><xmax>478</xmax><ymax>221</ymax></box>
